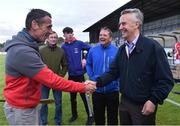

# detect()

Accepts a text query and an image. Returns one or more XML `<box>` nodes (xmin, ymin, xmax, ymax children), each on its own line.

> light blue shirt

<box><xmin>125</xmin><ymin>34</ymin><xmax>139</xmax><ymax>57</ymax></box>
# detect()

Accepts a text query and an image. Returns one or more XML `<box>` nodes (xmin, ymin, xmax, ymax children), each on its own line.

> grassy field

<box><xmin>0</xmin><ymin>54</ymin><xmax>180</xmax><ymax>125</ymax></box>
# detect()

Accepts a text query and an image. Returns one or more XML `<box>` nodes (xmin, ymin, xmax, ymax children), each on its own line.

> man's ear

<box><xmin>31</xmin><ymin>20</ymin><xmax>39</xmax><ymax>30</ymax></box>
<box><xmin>109</xmin><ymin>37</ymin><xmax>112</xmax><ymax>42</ymax></box>
<box><xmin>136</xmin><ymin>22</ymin><xmax>140</xmax><ymax>28</ymax></box>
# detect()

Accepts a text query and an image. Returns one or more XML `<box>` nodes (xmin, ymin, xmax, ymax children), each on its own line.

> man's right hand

<box><xmin>84</xmin><ymin>80</ymin><xmax>97</xmax><ymax>94</ymax></box>
<box><xmin>81</xmin><ymin>59</ymin><xmax>86</xmax><ymax>69</ymax></box>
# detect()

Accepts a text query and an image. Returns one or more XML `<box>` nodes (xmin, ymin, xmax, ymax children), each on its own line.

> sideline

<box><xmin>165</xmin><ymin>98</ymin><xmax>180</xmax><ymax>107</ymax></box>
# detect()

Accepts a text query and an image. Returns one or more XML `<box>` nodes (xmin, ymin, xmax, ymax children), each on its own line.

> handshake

<box><xmin>84</xmin><ymin>80</ymin><xmax>97</xmax><ymax>94</ymax></box>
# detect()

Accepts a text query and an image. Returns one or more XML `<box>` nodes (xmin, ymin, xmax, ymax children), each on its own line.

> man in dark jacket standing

<box><xmin>62</xmin><ymin>27</ymin><xmax>94</xmax><ymax>125</ymax></box>
<box><xmin>40</xmin><ymin>31</ymin><xmax>68</xmax><ymax>125</ymax></box>
<box><xmin>93</xmin><ymin>8</ymin><xmax>174</xmax><ymax>125</ymax></box>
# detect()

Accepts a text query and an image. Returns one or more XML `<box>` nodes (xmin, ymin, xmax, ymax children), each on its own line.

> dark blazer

<box><xmin>97</xmin><ymin>35</ymin><xmax>174</xmax><ymax>105</ymax></box>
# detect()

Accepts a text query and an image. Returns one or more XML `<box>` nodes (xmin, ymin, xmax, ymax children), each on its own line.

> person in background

<box><xmin>3</xmin><ymin>9</ymin><xmax>96</xmax><ymax>125</ymax></box>
<box><xmin>86</xmin><ymin>27</ymin><xmax>119</xmax><ymax>125</ymax></box>
<box><xmin>62</xmin><ymin>27</ymin><xmax>94</xmax><ymax>125</ymax></box>
<box><xmin>89</xmin><ymin>8</ymin><xmax>174</xmax><ymax>125</ymax></box>
<box><xmin>175</xmin><ymin>43</ymin><xmax>180</xmax><ymax>58</ymax></box>
<box><xmin>39</xmin><ymin>31</ymin><xmax>68</xmax><ymax>125</ymax></box>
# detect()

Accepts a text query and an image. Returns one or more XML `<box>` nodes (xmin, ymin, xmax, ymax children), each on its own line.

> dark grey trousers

<box><xmin>119</xmin><ymin>96</ymin><xmax>157</xmax><ymax>125</ymax></box>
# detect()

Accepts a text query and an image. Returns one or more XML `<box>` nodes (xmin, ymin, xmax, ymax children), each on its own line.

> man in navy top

<box><xmin>62</xmin><ymin>27</ymin><xmax>94</xmax><ymax>125</ymax></box>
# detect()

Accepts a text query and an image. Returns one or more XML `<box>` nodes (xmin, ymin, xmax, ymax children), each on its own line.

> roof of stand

<box><xmin>83</xmin><ymin>0</ymin><xmax>180</xmax><ymax>32</ymax></box>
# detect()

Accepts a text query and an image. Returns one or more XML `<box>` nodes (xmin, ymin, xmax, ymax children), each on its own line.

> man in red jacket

<box><xmin>3</xmin><ymin>9</ymin><xmax>96</xmax><ymax>125</ymax></box>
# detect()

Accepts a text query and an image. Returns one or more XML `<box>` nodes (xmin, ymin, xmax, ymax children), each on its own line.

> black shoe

<box><xmin>55</xmin><ymin>122</ymin><xmax>62</xmax><ymax>125</ymax></box>
<box><xmin>86</xmin><ymin>116</ymin><xmax>94</xmax><ymax>125</ymax></box>
<box><xmin>68</xmin><ymin>115</ymin><xmax>78</xmax><ymax>123</ymax></box>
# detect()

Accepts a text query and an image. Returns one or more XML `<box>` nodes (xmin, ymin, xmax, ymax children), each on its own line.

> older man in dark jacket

<box><xmin>95</xmin><ymin>8</ymin><xmax>174</xmax><ymax>125</ymax></box>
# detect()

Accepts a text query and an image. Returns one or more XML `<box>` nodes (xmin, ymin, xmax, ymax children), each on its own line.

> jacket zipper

<box><xmin>103</xmin><ymin>50</ymin><xmax>106</xmax><ymax>93</ymax></box>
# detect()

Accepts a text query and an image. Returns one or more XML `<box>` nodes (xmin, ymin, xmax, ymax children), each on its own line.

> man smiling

<box><xmin>86</xmin><ymin>27</ymin><xmax>119</xmax><ymax>125</ymax></box>
<box><xmin>3</xmin><ymin>9</ymin><xmax>96</xmax><ymax>125</ymax></box>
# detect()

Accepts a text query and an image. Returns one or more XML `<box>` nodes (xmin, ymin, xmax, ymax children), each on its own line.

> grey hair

<box><xmin>121</xmin><ymin>8</ymin><xmax>144</xmax><ymax>26</ymax></box>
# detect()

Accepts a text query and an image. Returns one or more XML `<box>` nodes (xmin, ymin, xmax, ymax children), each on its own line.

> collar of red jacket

<box><xmin>64</xmin><ymin>37</ymin><xmax>77</xmax><ymax>43</ymax></box>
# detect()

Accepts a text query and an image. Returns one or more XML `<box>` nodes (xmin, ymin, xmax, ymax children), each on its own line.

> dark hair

<box><xmin>25</xmin><ymin>9</ymin><xmax>51</xmax><ymax>30</ymax></box>
<box><xmin>63</xmin><ymin>27</ymin><xmax>73</xmax><ymax>34</ymax></box>
<box><xmin>100</xmin><ymin>27</ymin><xmax>113</xmax><ymax>37</ymax></box>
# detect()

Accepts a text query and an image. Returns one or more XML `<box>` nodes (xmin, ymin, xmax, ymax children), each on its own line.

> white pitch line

<box><xmin>165</xmin><ymin>98</ymin><xmax>180</xmax><ymax>107</ymax></box>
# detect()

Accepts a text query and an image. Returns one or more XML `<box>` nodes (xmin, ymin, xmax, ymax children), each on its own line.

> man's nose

<box><xmin>119</xmin><ymin>24</ymin><xmax>123</xmax><ymax>30</ymax></box>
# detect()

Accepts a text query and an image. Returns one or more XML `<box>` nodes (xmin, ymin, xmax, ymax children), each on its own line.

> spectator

<box><xmin>39</xmin><ymin>31</ymin><xmax>68</xmax><ymax>125</ymax></box>
<box><xmin>62</xmin><ymin>27</ymin><xmax>94</xmax><ymax>125</ymax></box>
<box><xmin>86</xmin><ymin>27</ymin><xmax>119</xmax><ymax>125</ymax></box>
